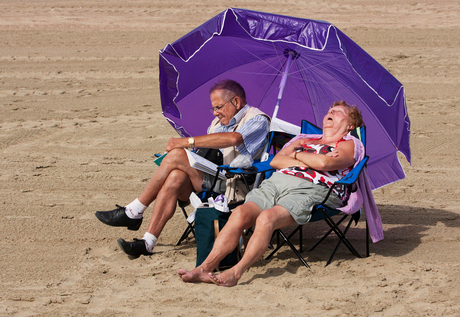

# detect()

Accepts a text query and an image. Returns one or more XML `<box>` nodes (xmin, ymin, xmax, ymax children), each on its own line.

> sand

<box><xmin>1</xmin><ymin>0</ymin><xmax>460</xmax><ymax>316</ymax></box>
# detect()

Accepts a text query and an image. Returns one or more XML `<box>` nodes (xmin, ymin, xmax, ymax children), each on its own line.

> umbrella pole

<box><xmin>271</xmin><ymin>51</ymin><xmax>294</xmax><ymax>122</ymax></box>
<box><xmin>254</xmin><ymin>52</ymin><xmax>294</xmax><ymax>189</ymax></box>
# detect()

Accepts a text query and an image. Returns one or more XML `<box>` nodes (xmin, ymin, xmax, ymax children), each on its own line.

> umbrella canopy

<box><xmin>158</xmin><ymin>8</ymin><xmax>411</xmax><ymax>190</ymax></box>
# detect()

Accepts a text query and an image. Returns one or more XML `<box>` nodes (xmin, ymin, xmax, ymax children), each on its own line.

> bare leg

<box><xmin>146</xmin><ymin>169</ymin><xmax>194</xmax><ymax>238</ymax></box>
<box><xmin>178</xmin><ymin>202</ymin><xmax>262</xmax><ymax>283</ymax></box>
<box><xmin>117</xmin><ymin>167</ymin><xmax>201</xmax><ymax>258</ymax></box>
<box><xmin>137</xmin><ymin>149</ymin><xmax>204</xmax><ymax>206</ymax></box>
<box><xmin>209</xmin><ymin>205</ymin><xmax>295</xmax><ymax>287</ymax></box>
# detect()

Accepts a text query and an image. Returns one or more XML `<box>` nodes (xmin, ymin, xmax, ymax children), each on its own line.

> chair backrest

<box><xmin>301</xmin><ymin>120</ymin><xmax>322</xmax><ymax>135</ymax></box>
<box><xmin>252</xmin><ymin>120</ymin><xmax>298</xmax><ymax>188</ymax></box>
<box><xmin>253</xmin><ymin>119</ymin><xmax>366</xmax><ymax>189</ymax></box>
<box><xmin>267</xmin><ymin>131</ymin><xmax>295</xmax><ymax>155</ymax></box>
<box><xmin>253</xmin><ymin>131</ymin><xmax>293</xmax><ymax>187</ymax></box>
<box><xmin>265</xmin><ymin>117</ymin><xmax>301</xmax><ymax>156</ymax></box>
<box><xmin>301</xmin><ymin>119</ymin><xmax>366</xmax><ymax>148</ymax></box>
<box><xmin>351</xmin><ymin>125</ymin><xmax>366</xmax><ymax>147</ymax></box>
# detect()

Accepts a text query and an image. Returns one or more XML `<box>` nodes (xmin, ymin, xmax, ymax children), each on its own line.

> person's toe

<box><xmin>208</xmin><ymin>273</ymin><xmax>223</xmax><ymax>285</ymax></box>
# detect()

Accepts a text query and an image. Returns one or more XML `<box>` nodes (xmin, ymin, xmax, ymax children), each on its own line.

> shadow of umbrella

<box><xmin>265</xmin><ymin>204</ymin><xmax>459</xmax><ymax>263</ymax></box>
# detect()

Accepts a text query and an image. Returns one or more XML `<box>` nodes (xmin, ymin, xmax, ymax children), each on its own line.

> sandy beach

<box><xmin>1</xmin><ymin>0</ymin><xmax>460</xmax><ymax>315</ymax></box>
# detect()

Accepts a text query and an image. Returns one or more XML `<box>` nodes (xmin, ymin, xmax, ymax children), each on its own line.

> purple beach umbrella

<box><xmin>158</xmin><ymin>8</ymin><xmax>411</xmax><ymax>190</ymax></box>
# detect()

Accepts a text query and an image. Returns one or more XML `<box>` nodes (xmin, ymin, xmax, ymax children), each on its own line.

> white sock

<box><xmin>125</xmin><ymin>198</ymin><xmax>147</xmax><ymax>219</ymax></box>
<box><xmin>143</xmin><ymin>232</ymin><xmax>158</xmax><ymax>252</ymax></box>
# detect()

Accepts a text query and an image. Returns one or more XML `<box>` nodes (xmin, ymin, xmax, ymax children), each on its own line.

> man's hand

<box><xmin>165</xmin><ymin>138</ymin><xmax>187</xmax><ymax>152</ymax></box>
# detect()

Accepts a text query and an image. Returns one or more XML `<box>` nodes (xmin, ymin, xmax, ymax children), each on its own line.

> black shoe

<box><xmin>117</xmin><ymin>238</ymin><xmax>153</xmax><ymax>258</ymax></box>
<box><xmin>95</xmin><ymin>205</ymin><xmax>142</xmax><ymax>231</ymax></box>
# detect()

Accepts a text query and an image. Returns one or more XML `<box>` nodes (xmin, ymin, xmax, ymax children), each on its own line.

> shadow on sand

<box><xmin>247</xmin><ymin>204</ymin><xmax>459</xmax><ymax>271</ymax></box>
<box><xmin>174</xmin><ymin>204</ymin><xmax>459</xmax><ymax>279</ymax></box>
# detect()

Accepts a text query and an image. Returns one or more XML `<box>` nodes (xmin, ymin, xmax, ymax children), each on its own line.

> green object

<box><xmin>154</xmin><ymin>153</ymin><xmax>167</xmax><ymax>166</ymax></box>
<box><xmin>194</xmin><ymin>207</ymin><xmax>240</xmax><ymax>270</ymax></box>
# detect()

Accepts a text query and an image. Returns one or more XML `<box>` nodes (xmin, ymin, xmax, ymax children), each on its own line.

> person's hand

<box><xmin>165</xmin><ymin>138</ymin><xmax>186</xmax><ymax>152</ymax></box>
<box><xmin>326</xmin><ymin>149</ymin><xmax>339</xmax><ymax>157</ymax></box>
<box><xmin>290</xmin><ymin>147</ymin><xmax>304</xmax><ymax>159</ymax></box>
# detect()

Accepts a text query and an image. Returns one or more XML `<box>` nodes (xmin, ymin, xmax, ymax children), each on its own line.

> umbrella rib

<box><xmin>228</xmin><ymin>37</ymin><xmax>288</xmax><ymax>74</ymax></box>
<box><xmin>227</xmin><ymin>39</ymin><xmax>347</xmax><ymax>91</ymax></box>
<box><xmin>226</xmin><ymin>39</ymin><xmax>294</xmax><ymax>107</ymax></box>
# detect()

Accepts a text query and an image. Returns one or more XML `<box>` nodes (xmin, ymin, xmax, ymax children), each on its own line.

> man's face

<box><xmin>322</xmin><ymin>105</ymin><xmax>352</xmax><ymax>132</ymax></box>
<box><xmin>210</xmin><ymin>89</ymin><xmax>239</xmax><ymax>126</ymax></box>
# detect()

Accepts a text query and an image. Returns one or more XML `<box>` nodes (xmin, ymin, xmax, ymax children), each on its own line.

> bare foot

<box><xmin>208</xmin><ymin>269</ymin><xmax>240</xmax><ymax>287</ymax></box>
<box><xmin>178</xmin><ymin>267</ymin><xmax>213</xmax><ymax>283</ymax></box>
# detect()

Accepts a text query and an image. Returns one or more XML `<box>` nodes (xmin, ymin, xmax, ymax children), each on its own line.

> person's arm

<box><xmin>270</xmin><ymin>139</ymin><xmax>356</xmax><ymax>171</ymax></box>
<box><xmin>269</xmin><ymin>139</ymin><xmax>305</xmax><ymax>169</ymax></box>
<box><xmin>165</xmin><ymin>132</ymin><xmax>243</xmax><ymax>152</ymax></box>
<box><xmin>233</xmin><ymin>115</ymin><xmax>270</xmax><ymax>156</ymax></box>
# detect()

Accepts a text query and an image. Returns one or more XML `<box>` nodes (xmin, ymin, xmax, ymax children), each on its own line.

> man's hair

<box><xmin>330</xmin><ymin>100</ymin><xmax>364</xmax><ymax>130</ymax></box>
<box><xmin>210</xmin><ymin>80</ymin><xmax>247</xmax><ymax>104</ymax></box>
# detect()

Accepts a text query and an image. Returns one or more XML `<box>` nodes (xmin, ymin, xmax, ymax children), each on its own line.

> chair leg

<box><xmin>325</xmin><ymin>216</ymin><xmax>360</xmax><ymax>266</ymax></box>
<box><xmin>265</xmin><ymin>228</ymin><xmax>310</xmax><ymax>268</ymax></box>
<box><xmin>323</xmin><ymin>213</ymin><xmax>361</xmax><ymax>260</ymax></box>
<box><xmin>309</xmin><ymin>209</ymin><xmax>368</xmax><ymax>266</ymax></box>
<box><xmin>176</xmin><ymin>225</ymin><xmax>194</xmax><ymax>246</ymax></box>
<box><xmin>308</xmin><ymin>215</ymin><xmax>348</xmax><ymax>252</ymax></box>
<box><xmin>176</xmin><ymin>207</ymin><xmax>196</xmax><ymax>246</ymax></box>
<box><xmin>265</xmin><ymin>227</ymin><xmax>301</xmax><ymax>260</ymax></box>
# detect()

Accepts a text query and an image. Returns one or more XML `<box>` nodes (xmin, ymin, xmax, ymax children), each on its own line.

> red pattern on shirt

<box><xmin>278</xmin><ymin>138</ymin><xmax>352</xmax><ymax>201</ymax></box>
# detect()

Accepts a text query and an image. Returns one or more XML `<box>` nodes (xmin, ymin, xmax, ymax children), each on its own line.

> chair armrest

<box><xmin>219</xmin><ymin>154</ymin><xmax>275</xmax><ymax>176</ymax></box>
<box><xmin>334</xmin><ymin>156</ymin><xmax>368</xmax><ymax>186</ymax></box>
<box><xmin>318</xmin><ymin>156</ymin><xmax>368</xmax><ymax>206</ymax></box>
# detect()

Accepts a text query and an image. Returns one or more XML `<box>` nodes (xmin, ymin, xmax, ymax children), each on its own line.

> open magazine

<box><xmin>154</xmin><ymin>150</ymin><xmax>226</xmax><ymax>180</ymax></box>
<box><xmin>185</xmin><ymin>149</ymin><xmax>227</xmax><ymax>180</ymax></box>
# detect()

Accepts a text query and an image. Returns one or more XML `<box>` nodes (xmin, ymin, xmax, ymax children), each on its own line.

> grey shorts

<box><xmin>245</xmin><ymin>172</ymin><xmax>342</xmax><ymax>224</ymax></box>
<box><xmin>202</xmin><ymin>173</ymin><xmax>226</xmax><ymax>194</ymax></box>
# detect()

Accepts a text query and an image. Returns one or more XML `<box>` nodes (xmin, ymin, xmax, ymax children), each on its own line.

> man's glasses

<box><xmin>209</xmin><ymin>96</ymin><xmax>236</xmax><ymax>113</ymax></box>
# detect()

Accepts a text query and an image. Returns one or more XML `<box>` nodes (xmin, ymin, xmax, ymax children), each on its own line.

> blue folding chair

<box><xmin>264</xmin><ymin>120</ymin><xmax>370</xmax><ymax>267</ymax></box>
<box><xmin>223</xmin><ymin>120</ymin><xmax>370</xmax><ymax>267</ymax></box>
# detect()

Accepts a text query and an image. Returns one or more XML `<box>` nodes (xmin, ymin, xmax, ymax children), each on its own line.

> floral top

<box><xmin>277</xmin><ymin>138</ymin><xmax>352</xmax><ymax>201</ymax></box>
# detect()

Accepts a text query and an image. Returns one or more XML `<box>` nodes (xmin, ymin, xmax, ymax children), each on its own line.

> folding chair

<box><xmin>265</xmin><ymin>120</ymin><xmax>370</xmax><ymax>267</ymax></box>
<box><xmin>209</xmin><ymin>119</ymin><xmax>370</xmax><ymax>267</ymax></box>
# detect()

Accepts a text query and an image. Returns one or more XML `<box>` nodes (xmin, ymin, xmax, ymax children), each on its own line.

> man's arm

<box><xmin>165</xmin><ymin>132</ymin><xmax>243</xmax><ymax>152</ymax></box>
<box><xmin>233</xmin><ymin>115</ymin><xmax>270</xmax><ymax>156</ymax></box>
<box><xmin>166</xmin><ymin>114</ymin><xmax>270</xmax><ymax>155</ymax></box>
